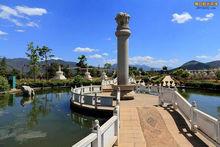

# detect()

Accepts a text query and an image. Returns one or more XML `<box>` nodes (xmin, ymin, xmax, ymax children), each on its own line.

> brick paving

<box><xmin>118</xmin><ymin>93</ymin><xmax>214</xmax><ymax>147</ymax></box>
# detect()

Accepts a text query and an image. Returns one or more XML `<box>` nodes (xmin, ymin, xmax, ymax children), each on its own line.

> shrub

<box><xmin>16</xmin><ymin>77</ymin><xmax>102</xmax><ymax>89</ymax></box>
<box><xmin>185</xmin><ymin>81</ymin><xmax>220</xmax><ymax>90</ymax></box>
<box><xmin>0</xmin><ymin>76</ymin><xmax>10</xmax><ymax>92</ymax></box>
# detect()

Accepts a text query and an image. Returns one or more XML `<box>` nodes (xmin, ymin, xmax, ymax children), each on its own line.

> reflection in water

<box><xmin>180</xmin><ymin>88</ymin><xmax>220</xmax><ymax>118</ymax></box>
<box><xmin>0</xmin><ymin>88</ymin><xmax>107</xmax><ymax>147</ymax></box>
<box><xmin>26</xmin><ymin>94</ymin><xmax>52</xmax><ymax>128</ymax></box>
<box><xmin>20</xmin><ymin>97</ymin><xmax>34</xmax><ymax>107</ymax></box>
<box><xmin>178</xmin><ymin>89</ymin><xmax>190</xmax><ymax>100</ymax></box>
<box><xmin>0</xmin><ymin>93</ymin><xmax>14</xmax><ymax>108</ymax></box>
<box><xmin>70</xmin><ymin>111</ymin><xmax>107</xmax><ymax>129</ymax></box>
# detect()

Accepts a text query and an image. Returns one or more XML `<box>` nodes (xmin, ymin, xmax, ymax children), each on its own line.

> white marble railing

<box><xmin>159</xmin><ymin>88</ymin><xmax>220</xmax><ymax>145</ymax></box>
<box><xmin>71</xmin><ymin>85</ymin><xmax>117</xmax><ymax>108</ymax></box>
<box><xmin>101</xmin><ymin>77</ymin><xmax>136</xmax><ymax>86</ymax></box>
<box><xmin>136</xmin><ymin>85</ymin><xmax>162</xmax><ymax>95</ymax></box>
<box><xmin>71</xmin><ymin>85</ymin><xmax>120</xmax><ymax>147</ymax></box>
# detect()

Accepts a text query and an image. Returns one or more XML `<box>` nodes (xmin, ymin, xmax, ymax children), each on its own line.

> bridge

<box><xmin>70</xmin><ymin>84</ymin><xmax>219</xmax><ymax>147</ymax></box>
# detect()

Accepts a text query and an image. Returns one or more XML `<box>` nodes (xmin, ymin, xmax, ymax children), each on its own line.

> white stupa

<box><xmin>101</xmin><ymin>71</ymin><xmax>108</xmax><ymax>80</ymax></box>
<box><xmin>85</xmin><ymin>68</ymin><xmax>92</xmax><ymax>81</ymax></box>
<box><xmin>52</xmin><ymin>65</ymin><xmax>67</xmax><ymax>80</ymax></box>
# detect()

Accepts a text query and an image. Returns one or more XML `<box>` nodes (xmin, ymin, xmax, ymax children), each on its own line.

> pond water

<box><xmin>0</xmin><ymin>88</ymin><xmax>107</xmax><ymax>147</ymax></box>
<box><xmin>179</xmin><ymin>89</ymin><xmax>220</xmax><ymax>118</ymax></box>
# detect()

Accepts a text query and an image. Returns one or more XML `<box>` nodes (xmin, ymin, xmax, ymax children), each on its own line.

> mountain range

<box><xmin>180</xmin><ymin>60</ymin><xmax>220</xmax><ymax>70</ymax></box>
<box><xmin>1</xmin><ymin>58</ymin><xmax>220</xmax><ymax>72</ymax></box>
<box><xmin>2</xmin><ymin>58</ymin><xmax>77</xmax><ymax>73</ymax></box>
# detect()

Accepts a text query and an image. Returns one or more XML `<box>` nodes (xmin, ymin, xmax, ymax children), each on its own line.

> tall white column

<box><xmin>115</xmin><ymin>12</ymin><xmax>131</xmax><ymax>85</ymax></box>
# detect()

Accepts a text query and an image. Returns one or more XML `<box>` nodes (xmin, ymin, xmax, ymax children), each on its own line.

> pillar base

<box><xmin>111</xmin><ymin>84</ymin><xmax>135</xmax><ymax>100</ymax></box>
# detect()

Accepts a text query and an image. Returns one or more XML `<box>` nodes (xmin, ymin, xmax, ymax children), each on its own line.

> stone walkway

<box><xmin>118</xmin><ymin>93</ymin><xmax>214</xmax><ymax>147</ymax></box>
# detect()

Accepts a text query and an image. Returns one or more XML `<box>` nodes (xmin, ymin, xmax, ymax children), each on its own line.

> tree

<box><xmin>8</xmin><ymin>68</ymin><xmax>21</xmax><ymax>79</ymax></box>
<box><xmin>162</xmin><ymin>66</ymin><xmax>168</xmax><ymax>72</ymax></box>
<box><xmin>0</xmin><ymin>57</ymin><xmax>8</xmax><ymax>77</ymax></box>
<box><xmin>0</xmin><ymin>76</ymin><xmax>10</xmax><ymax>92</ymax></box>
<box><xmin>62</xmin><ymin>65</ymin><xmax>74</xmax><ymax>78</ymax></box>
<box><xmin>76</xmin><ymin>55</ymin><xmax>87</xmax><ymax>68</ymax></box>
<box><xmin>216</xmin><ymin>70</ymin><xmax>220</xmax><ymax>80</ymax></box>
<box><xmin>104</xmin><ymin>63</ymin><xmax>112</xmax><ymax>69</ymax></box>
<box><xmin>172</xmin><ymin>69</ymin><xmax>189</xmax><ymax>79</ymax></box>
<box><xmin>38</xmin><ymin>46</ymin><xmax>54</xmax><ymax>80</ymax></box>
<box><xmin>46</xmin><ymin>62</ymin><xmax>59</xmax><ymax>79</ymax></box>
<box><xmin>26</xmin><ymin>42</ymin><xmax>40</xmax><ymax>81</ymax></box>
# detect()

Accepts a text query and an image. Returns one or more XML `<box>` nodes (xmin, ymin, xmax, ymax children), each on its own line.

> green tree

<box><xmin>38</xmin><ymin>46</ymin><xmax>54</xmax><ymax>80</ymax></box>
<box><xmin>26</xmin><ymin>42</ymin><xmax>40</xmax><ymax>81</ymax></box>
<box><xmin>104</xmin><ymin>63</ymin><xmax>112</xmax><ymax>69</ymax></box>
<box><xmin>0</xmin><ymin>57</ymin><xmax>8</xmax><ymax>77</ymax></box>
<box><xmin>62</xmin><ymin>65</ymin><xmax>73</xmax><ymax>78</ymax></box>
<box><xmin>0</xmin><ymin>76</ymin><xmax>10</xmax><ymax>92</ymax></box>
<box><xmin>172</xmin><ymin>69</ymin><xmax>189</xmax><ymax>79</ymax></box>
<box><xmin>162</xmin><ymin>66</ymin><xmax>168</xmax><ymax>73</ymax></box>
<box><xmin>76</xmin><ymin>55</ymin><xmax>87</xmax><ymax>68</ymax></box>
<box><xmin>216</xmin><ymin>70</ymin><xmax>220</xmax><ymax>80</ymax></box>
<box><xmin>8</xmin><ymin>68</ymin><xmax>21</xmax><ymax>79</ymax></box>
<box><xmin>47</xmin><ymin>62</ymin><xmax>59</xmax><ymax>79</ymax></box>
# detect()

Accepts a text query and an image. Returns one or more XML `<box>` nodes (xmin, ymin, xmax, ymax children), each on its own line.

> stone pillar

<box><xmin>115</xmin><ymin>12</ymin><xmax>131</xmax><ymax>85</ymax></box>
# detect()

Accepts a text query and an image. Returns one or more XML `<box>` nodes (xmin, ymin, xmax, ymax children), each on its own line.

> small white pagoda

<box><xmin>85</xmin><ymin>68</ymin><xmax>93</xmax><ymax>81</ymax></box>
<box><xmin>52</xmin><ymin>65</ymin><xmax>67</xmax><ymax>80</ymax></box>
<box><xmin>101</xmin><ymin>71</ymin><xmax>108</xmax><ymax>80</ymax></box>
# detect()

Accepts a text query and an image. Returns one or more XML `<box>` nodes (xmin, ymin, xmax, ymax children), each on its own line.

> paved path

<box><xmin>118</xmin><ymin>93</ymin><xmax>214</xmax><ymax>147</ymax></box>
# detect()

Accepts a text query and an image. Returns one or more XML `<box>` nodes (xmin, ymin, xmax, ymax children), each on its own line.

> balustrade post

<box><xmin>172</xmin><ymin>91</ymin><xmax>178</xmax><ymax>110</ymax></box>
<box><xmin>81</xmin><ymin>85</ymin><xmax>84</xmax><ymax>93</ymax></box>
<box><xmin>90</xmin><ymin>84</ymin><xmax>92</xmax><ymax>93</ymax></box>
<box><xmin>95</xmin><ymin>93</ymin><xmax>98</xmax><ymax>109</ymax></box>
<box><xmin>92</xmin><ymin>120</ymin><xmax>101</xmax><ymax>147</ymax></box>
<box><xmin>216</xmin><ymin>117</ymin><xmax>220</xmax><ymax>144</ymax></box>
<box><xmin>159</xmin><ymin>92</ymin><xmax>164</xmax><ymax>106</ymax></box>
<box><xmin>80</xmin><ymin>90</ymin><xmax>83</xmax><ymax>106</ymax></box>
<box><xmin>114</xmin><ymin>105</ymin><xmax>120</xmax><ymax>146</ymax></box>
<box><xmin>116</xmin><ymin>87</ymin><xmax>121</xmax><ymax>105</ymax></box>
<box><xmin>190</xmin><ymin>101</ymin><xmax>198</xmax><ymax>133</ymax></box>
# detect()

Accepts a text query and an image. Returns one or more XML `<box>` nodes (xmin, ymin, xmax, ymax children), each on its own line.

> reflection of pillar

<box><xmin>115</xmin><ymin>12</ymin><xmax>131</xmax><ymax>85</ymax></box>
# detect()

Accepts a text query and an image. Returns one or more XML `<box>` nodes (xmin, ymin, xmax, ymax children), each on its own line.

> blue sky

<box><xmin>0</xmin><ymin>0</ymin><xmax>219</xmax><ymax>68</ymax></box>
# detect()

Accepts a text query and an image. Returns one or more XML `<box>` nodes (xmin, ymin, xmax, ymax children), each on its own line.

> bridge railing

<box><xmin>71</xmin><ymin>86</ymin><xmax>120</xmax><ymax>147</ymax></box>
<box><xmin>159</xmin><ymin>88</ymin><xmax>220</xmax><ymax>145</ymax></box>
<box><xmin>71</xmin><ymin>85</ymin><xmax>116</xmax><ymax>108</ymax></box>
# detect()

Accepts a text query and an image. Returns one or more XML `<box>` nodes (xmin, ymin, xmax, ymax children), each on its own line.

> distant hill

<box><xmin>3</xmin><ymin>58</ymin><xmax>77</xmax><ymax>73</ymax></box>
<box><xmin>111</xmin><ymin>64</ymin><xmax>161</xmax><ymax>71</ymax></box>
<box><xmin>180</xmin><ymin>60</ymin><xmax>220</xmax><ymax>70</ymax></box>
<box><xmin>206</xmin><ymin>60</ymin><xmax>220</xmax><ymax>68</ymax></box>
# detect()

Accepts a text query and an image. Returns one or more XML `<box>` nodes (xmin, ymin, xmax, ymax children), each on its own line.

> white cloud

<box><xmin>0</xmin><ymin>5</ymin><xmax>23</xmax><ymax>26</ymax></box>
<box><xmin>102</xmin><ymin>53</ymin><xmax>109</xmax><ymax>56</ymax></box>
<box><xmin>0</xmin><ymin>4</ymin><xmax>47</xmax><ymax>27</ymax></box>
<box><xmin>195</xmin><ymin>55</ymin><xmax>210</xmax><ymax>59</ymax></box>
<box><xmin>129</xmin><ymin>56</ymin><xmax>179</xmax><ymax>67</ymax></box>
<box><xmin>73</xmin><ymin>47</ymin><xmax>96</xmax><ymax>53</ymax></box>
<box><xmin>0</xmin><ymin>5</ymin><xmax>20</xmax><ymax>18</ymax></box>
<box><xmin>89</xmin><ymin>54</ymin><xmax>103</xmax><ymax>59</ymax></box>
<box><xmin>15</xmin><ymin>29</ymin><xmax>25</xmax><ymax>32</ymax></box>
<box><xmin>105</xmin><ymin>59</ymin><xmax>116</xmax><ymax>64</ymax></box>
<box><xmin>0</xmin><ymin>30</ymin><xmax>8</xmax><ymax>36</ymax></box>
<box><xmin>195</xmin><ymin>49</ymin><xmax>220</xmax><ymax>61</ymax></box>
<box><xmin>172</xmin><ymin>12</ymin><xmax>192</xmax><ymax>24</ymax></box>
<box><xmin>15</xmin><ymin>6</ymin><xmax>47</xmax><ymax>16</ymax></box>
<box><xmin>26</xmin><ymin>21</ymin><xmax>39</xmax><ymax>28</ymax></box>
<box><xmin>196</xmin><ymin>13</ymin><xmax>214</xmax><ymax>22</ymax></box>
<box><xmin>106</xmin><ymin>37</ymin><xmax>111</xmax><ymax>41</ymax></box>
<box><xmin>51</xmin><ymin>57</ymin><xmax>62</xmax><ymax>60</ymax></box>
<box><xmin>104</xmin><ymin>56</ymin><xmax>178</xmax><ymax>67</ymax></box>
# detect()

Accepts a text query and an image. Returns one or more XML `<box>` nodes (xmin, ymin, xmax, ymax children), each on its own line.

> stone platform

<box><xmin>118</xmin><ymin>93</ymin><xmax>214</xmax><ymax>147</ymax></box>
